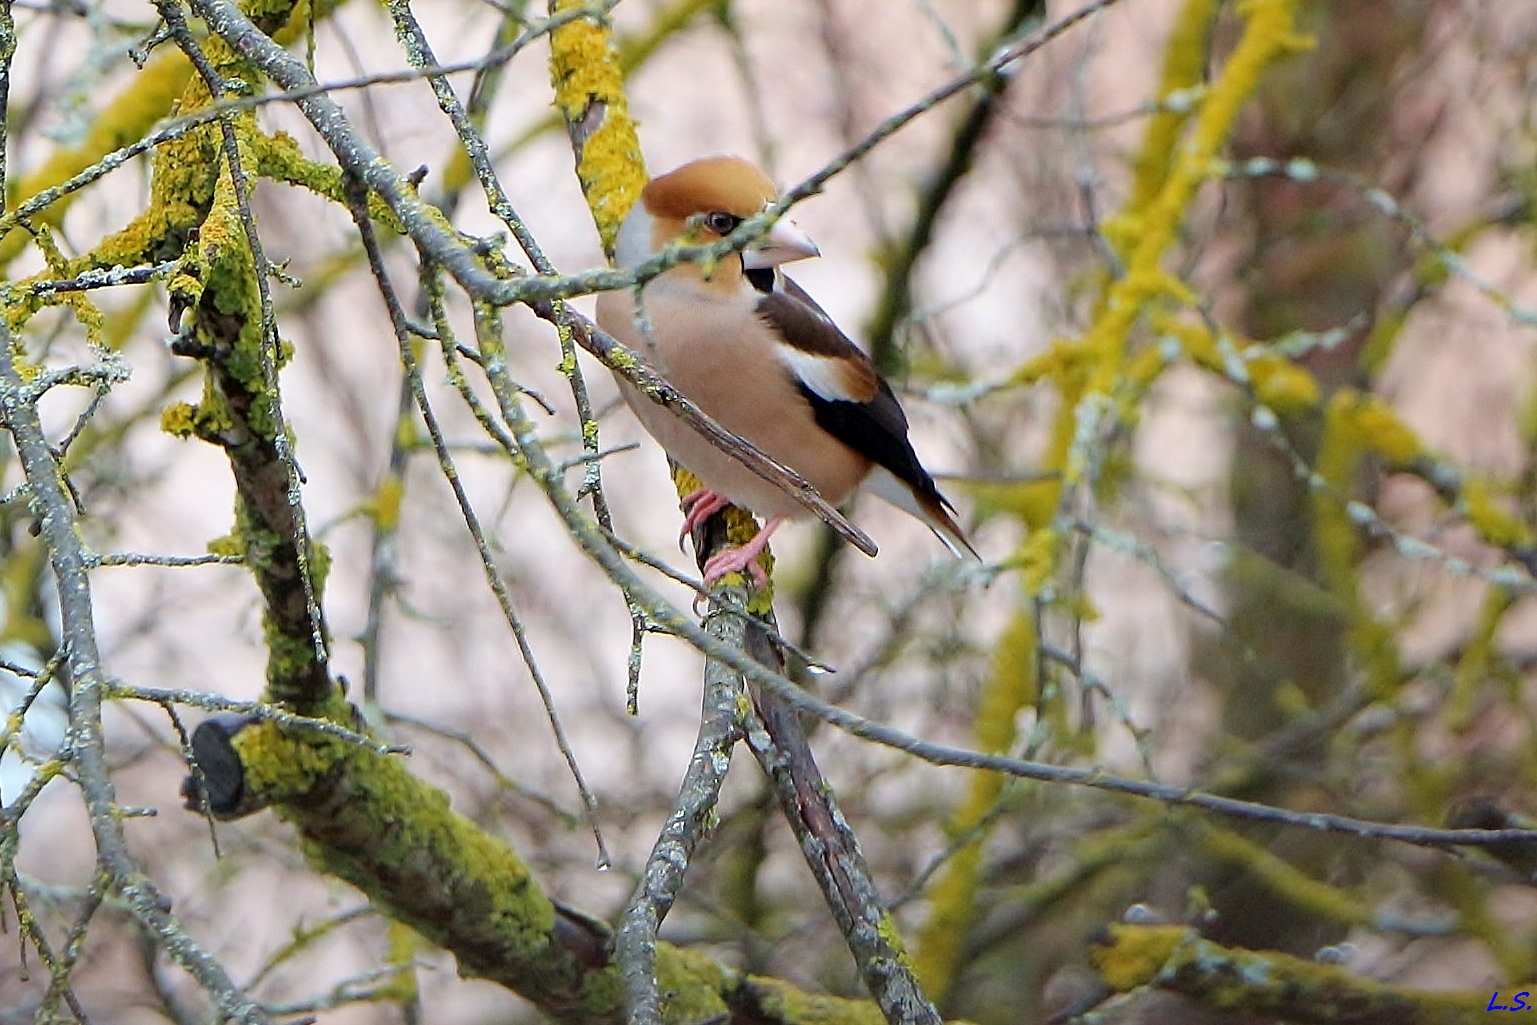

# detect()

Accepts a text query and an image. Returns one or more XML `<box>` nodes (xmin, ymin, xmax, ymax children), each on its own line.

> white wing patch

<box><xmin>776</xmin><ymin>343</ymin><xmax>859</xmax><ymax>403</ymax></box>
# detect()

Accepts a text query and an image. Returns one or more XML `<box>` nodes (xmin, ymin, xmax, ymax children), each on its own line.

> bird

<box><xmin>595</xmin><ymin>155</ymin><xmax>976</xmax><ymax>587</ymax></box>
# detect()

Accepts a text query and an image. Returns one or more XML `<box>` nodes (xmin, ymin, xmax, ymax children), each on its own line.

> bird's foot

<box><xmin>678</xmin><ymin>488</ymin><xmax>733</xmax><ymax>551</ymax></box>
<box><xmin>700</xmin><ymin>516</ymin><xmax>783</xmax><ymax>589</ymax></box>
<box><xmin>702</xmin><ymin>544</ymin><xmax>771</xmax><ymax>589</ymax></box>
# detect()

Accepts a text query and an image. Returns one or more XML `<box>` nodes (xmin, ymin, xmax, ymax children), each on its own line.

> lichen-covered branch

<box><xmin>190</xmin><ymin>710</ymin><xmax>968</xmax><ymax>1025</ymax></box>
<box><xmin>0</xmin><ymin>0</ymin><xmax>346</xmax><ymax>268</ymax></box>
<box><xmin>153</xmin><ymin>1</ymin><xmax>336</xmax><ymax>715</ymax></box>
<box><xmin>615</xmin><ymin>604</ymin><xmax>748</xmax><ymax>1025</ymax></box>
<box><xmin>1091</xmin><ymin>924</ymin><xmax>1499</xmax><ymax>1024</ymax></box>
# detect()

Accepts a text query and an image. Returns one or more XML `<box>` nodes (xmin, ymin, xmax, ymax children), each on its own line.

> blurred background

<box><xmin>3</xmin><ymin>0</ymin><xmax>1537</xmax><ymax>1021</ymax></box>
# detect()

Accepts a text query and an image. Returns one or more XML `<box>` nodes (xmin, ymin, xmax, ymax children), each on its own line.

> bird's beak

<box><xmin>743</xmin><ymin>219</ymin><xmax>820</xmax><ymax>269</ymax></box>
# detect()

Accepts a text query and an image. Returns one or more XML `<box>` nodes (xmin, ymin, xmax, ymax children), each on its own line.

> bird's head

<box><xmin>614</xmin><ymin>156</ymin><xmax>820</xmax><ymax>287</ymax></box>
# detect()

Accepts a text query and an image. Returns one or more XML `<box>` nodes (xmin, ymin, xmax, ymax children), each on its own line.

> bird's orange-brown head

<box><xmin>614</xmin><ymin>156</ymin><xmax>819</xmax><ymax>289</ymax></box>
<box><xmin>642</xmin><ymin>155</ymin><xmax>777</xmax><ymax>228</ymax></box>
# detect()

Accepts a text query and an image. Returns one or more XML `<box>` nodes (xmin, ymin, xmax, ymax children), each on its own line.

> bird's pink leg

<box><xmin>678</xmin><ymin>488</ymin><xmax>732</xmax><ymax>549</ymax></box>
<box><xmin>701</xmin><ymin>516</ymin><xmax>784</xmax><ymax>589</ymax></box>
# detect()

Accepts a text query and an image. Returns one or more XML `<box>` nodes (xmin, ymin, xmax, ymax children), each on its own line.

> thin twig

<box><xmin>0</xmin><ymin>317</ymin><xmax>272</xmax><ymax>1023</ymax></box>
<box><xmin>387</xmin><ymin>0</ymin><xmax>650</xmax><ymax>793</ymax></box>
<box><xmin>112</xmin><ymin>684</ymin><xmax>406</xmax><ymax>755</ymax></box>
<box><xmin>741</xmin><ymin>616</ymin><xmax>943</xmax><ymax>1025</ymax></box>
<box><xmin>342</xmin><ymin>180</ymin><xmax>612</xmax><ymax>870</ymax></box>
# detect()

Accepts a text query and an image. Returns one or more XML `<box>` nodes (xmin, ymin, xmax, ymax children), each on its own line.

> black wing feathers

<box><xmin>756</xmin><ymin>277</ymin><xmax>950</xmax><ymax>509</ymax></box>
<box><xmin>796</xmin><ymin>379</ymin><xmax>949</xmax><ymax>509</ymax></box>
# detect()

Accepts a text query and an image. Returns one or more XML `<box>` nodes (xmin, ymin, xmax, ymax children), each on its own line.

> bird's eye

<box><xmin>702</xmin><ymin>211</ymin><xmax>743</xmax><ymax>235</ymax></box>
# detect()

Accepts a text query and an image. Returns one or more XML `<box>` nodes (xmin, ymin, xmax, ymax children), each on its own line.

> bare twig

<box><xmin>341</xmin><ymin>178</ymin><xmax>612</xmax><ymax>870</ymax></box>
<box><xmin>0</xmin><ymin>319</ymin><xmax>271</xmax><ymax>1023</ymax></box>
<box><xmin>741</xmin><ymin>615</ymin><xmax>943</xmax><ymax>1025</ymax></box>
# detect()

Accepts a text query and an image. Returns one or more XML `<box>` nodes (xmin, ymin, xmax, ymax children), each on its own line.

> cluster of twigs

<box><xmin>2</xmin><ymin>0</ymin><xmax>1537</xmax><ymax>1023</ymax></box>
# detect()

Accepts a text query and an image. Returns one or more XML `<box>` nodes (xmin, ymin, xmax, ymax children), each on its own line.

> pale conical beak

<box><xmin>743</xmin><ymin>219</ymin><xmax>820</xmax><ymax>269</ymax></box>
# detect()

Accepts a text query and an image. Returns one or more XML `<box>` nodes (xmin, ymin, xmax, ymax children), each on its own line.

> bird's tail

<box><xmin>865</xmin><ymin>467</ymin><xmax>980</xmax><ymax>560</ymax></box>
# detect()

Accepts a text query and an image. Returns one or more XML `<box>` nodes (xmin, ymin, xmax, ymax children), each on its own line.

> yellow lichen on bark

<box><xmin>999</xmin><ymin>0</ymin><xmax>1309</xmax><ymax>555</ymax></box>
<box><xmin>1118</xmin><ymin>0</ymin><xmax>1219</xmax><ymax>222</ymax></box>
<box><xmin>1092</xmin><ymin>923</ymin><xmax>1499</xmax><ymax>1021</ymax></box>
<box><xmin>1080</xmin><ymin>0</ymin><xmax>1309</xmax><ymax>430</ymax></box>
<box><xmin>1462</xmin><ymin>478</ymin><xmax>1534</xmax><ymax>550</ymax></box>
<box><xmin>1313</xmin><ymin>390</ymin><xmax>1402</xmax><ymax>700</ymax></box>
<box><xmin>1090</xmin><ymin>924</ymin><xmax>1189</xmax><ymax>990</ymax></box>
<box><xmin>1</xmin><ymin>0</ymin><xmax>346</xmax><ymax>268</ymax></box>
<box><xmin>548</xmin><ymin>0</ymin><xmax>646</xmax><ymax>253</ymax></box>
<box><xmin>923</xmin><ymin>3</ymin><xmax>1308</xmax><ymax>1001</ymax></box>
<box><xmin>0</xmin><ymin>53</ymin><xmax>194</xmax><ymax>267</ymax></box>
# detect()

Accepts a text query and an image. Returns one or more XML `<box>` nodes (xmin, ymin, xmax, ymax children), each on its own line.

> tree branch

<box><xmin>0</xmin><ymin>323</ymin><xmax>271</xmax><ymax>1025</ymax></box>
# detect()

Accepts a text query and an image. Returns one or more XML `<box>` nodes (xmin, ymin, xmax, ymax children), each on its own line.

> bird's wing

<box><xmin>755</xmin><ymin>277</ymin><xmax>977</xmax><ymax>557</ymax></box>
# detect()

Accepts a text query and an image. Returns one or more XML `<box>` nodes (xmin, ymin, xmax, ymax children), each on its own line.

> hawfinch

<box><xmin>596</xmin><ymin>156</ymin><xmax>976</xmax><ymax>586</ymax></box>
